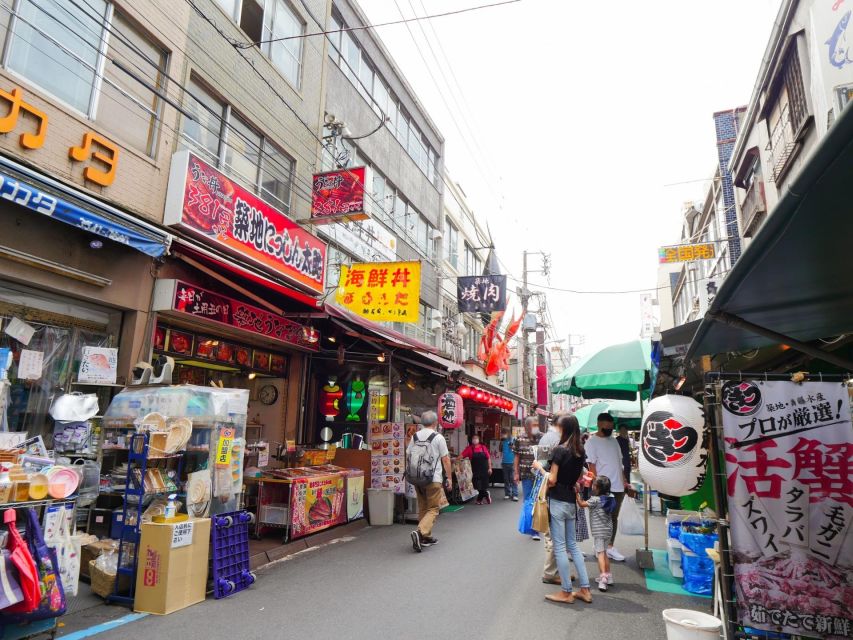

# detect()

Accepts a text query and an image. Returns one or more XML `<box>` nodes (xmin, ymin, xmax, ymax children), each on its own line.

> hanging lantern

<box><xmin>345</xmin><ymin>379</ymin><xmax>367</xmax><ymax>422</ymax></box>
<box><xmin>638</xmin><ymin>394</ymin><xmax>707</xmax><ymax>497</ymax></box>
<box><xmin>319</xmin><ymin>378</ymin><xmax>343</xmax><ymax>422</ymax></box>
<box><xmin>476</xmin><ymin>390</ymin><xmax>485</xmax><ymax>403</ymax></box>
<box><xmin>438</xmin><ymin>392</ymin><xmax>463</xmax><ymax>429</ymax></box>
<box><xmin>458</xmin><ymin>385</ymin><xmax>471</xmax><ymax>399</ymax></box>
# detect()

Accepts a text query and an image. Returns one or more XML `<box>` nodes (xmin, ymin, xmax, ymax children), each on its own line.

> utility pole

<box><xmin>520</xmin><ymin>250</ymin><xmax>530</xmax><ymax>404</ymax></box>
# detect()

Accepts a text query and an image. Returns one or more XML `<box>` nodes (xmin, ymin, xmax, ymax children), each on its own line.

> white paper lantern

<box><xmin>639</xmin><ymin>394</ymin><xmax>707</xmax><ymax>497</ymax></box>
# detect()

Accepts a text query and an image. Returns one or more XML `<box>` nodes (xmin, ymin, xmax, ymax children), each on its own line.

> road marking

<box><xmin>61</xmin><ymin>612</ymin><xmax>148</xmax><ymax>639</ymax></box>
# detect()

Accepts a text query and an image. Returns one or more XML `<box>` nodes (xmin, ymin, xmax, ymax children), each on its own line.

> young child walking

<box><xmin>577</xmin><ymin>475</ymin><xmax>618</xmax><ymax>591</ymax></box>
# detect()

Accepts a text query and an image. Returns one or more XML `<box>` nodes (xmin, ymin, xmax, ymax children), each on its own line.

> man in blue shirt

<box><xmin>500</xmin><ymin>427</ymin><xmax>518</xmax><ymax>501</ymax></box>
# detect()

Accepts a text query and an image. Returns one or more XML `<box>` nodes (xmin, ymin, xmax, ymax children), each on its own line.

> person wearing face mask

<box><xmin>584</xmin><ymin>413</ymin><xmax>636</xmax><ymax>562</ymax></box>
<box><xmin>461</xmin><ymin>434</ymin><xmax>492</xmax><ymax>504</ymax></box>
<box><xmin>513</xmin><ymin>417</ymin><xmax>543</xmax><ymax>539</ymax></box>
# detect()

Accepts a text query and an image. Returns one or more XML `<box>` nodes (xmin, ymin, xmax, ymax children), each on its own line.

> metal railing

<box><xmin>765</xmin><ymin>104</ymin><xmax>799</xmax><ymax>182</ymax></box>
<box><xmin>740</xmin><ymin>179</ymin><xmax>767</xmax><ymax>237</ymax></box>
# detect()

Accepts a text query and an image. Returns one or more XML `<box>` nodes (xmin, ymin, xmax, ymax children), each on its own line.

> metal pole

<box><xmin>521</xmin><ymin>250</ymin><xmax>530</xmax><ymax>403</ymax></box>
<box><xmin>707</xmin><ymin>377</ymin><xmax>737</xmax><ymax>638</ymax></box>
<box><xmin>639</xmin><ymin>388</ymin><xmax>649</xmax><ymax>552</ymax></box>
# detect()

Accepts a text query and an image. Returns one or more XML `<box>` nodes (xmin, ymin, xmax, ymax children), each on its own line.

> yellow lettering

<box><xmin>69</xmin><ymin>132</ymin><xmax>119</xmax><ymax>186</ymax></box>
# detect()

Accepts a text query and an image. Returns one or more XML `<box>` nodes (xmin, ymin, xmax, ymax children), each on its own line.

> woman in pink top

<box><xmin>461</xmin><ymin>436</ymin><xmax>493</xmax><ymax>504</ymax></box>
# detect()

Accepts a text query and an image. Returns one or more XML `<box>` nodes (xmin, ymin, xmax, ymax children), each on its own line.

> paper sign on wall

<box><xmin>215</xmin><ymin>427</ymin><xmax>235</xmax><ymax>467</ymax></box>
<box><xmin>17</xmin><ymin>349</ymin><xmax>43</xmax><ymax>380</ymax></box>
<box><xmin>4</xmin><ymin>317</ymin><xmax>35</xmax><ymax>346</ymax></box>
<box><xmin>171</xmin><ymin>521</ymin><xmax>195</xmax><ymax>548</ymax></box>
<box><xmin>78</xmin><ymin>347</ymin><xmax>117</xmax><ymax>384</ymax></box>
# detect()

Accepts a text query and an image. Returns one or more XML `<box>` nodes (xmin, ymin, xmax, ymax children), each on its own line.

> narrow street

<box><xmin>61</xmin><ymin>499</ymin><xmax>703</xmax><ymax>639</ymax></box>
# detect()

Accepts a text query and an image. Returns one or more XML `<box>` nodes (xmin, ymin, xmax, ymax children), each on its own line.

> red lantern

<box><xmin>458</xmin><ymin>385</ymin><xmax>471</xmax><ymax>399</ymax></box>
<box><xmin>489</xmin><ymin>395</ymin><xmax>497</xmax><ymax>406</ymax></box>
<box><xmin>438</xmin><ymin>392</ymin><xmax>463</xmax><ymax>429</ymax></box>
<box><xmin>475</xmin><ymin>390</ymin><xmax>485</xmax><ymax>403</ymax></box>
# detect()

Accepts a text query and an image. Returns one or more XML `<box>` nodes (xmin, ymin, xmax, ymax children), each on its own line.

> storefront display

<box><xmin>368</xmin><ymin>422</ymin><xmax>405</xmax><ymax>493</ymax></box>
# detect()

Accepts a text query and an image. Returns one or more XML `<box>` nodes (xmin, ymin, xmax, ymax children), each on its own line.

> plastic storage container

<box><xmin>662</xmin><ymin>609</ymin><xmax>722</xmax><ymax>640</ymax></box>
<box><xmin>367</xmin><ymin>488</ymin><xmax>394</xmax><ymax>525</ymax></box>
<box><xmin>259</xmin><ymin>503</ymin><xmax>290</xmax><ymax>526</ymax></box>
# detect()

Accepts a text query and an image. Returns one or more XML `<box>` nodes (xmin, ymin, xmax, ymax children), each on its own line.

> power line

<box><xmin>509</xmin><ymin>269</ymin><xmax>731</xmax><ymax>296</ymax></box>
<box><xmin>233</xmin><ymin>0</ymin><xmax>522</xmax><ymax>48</ymax></box>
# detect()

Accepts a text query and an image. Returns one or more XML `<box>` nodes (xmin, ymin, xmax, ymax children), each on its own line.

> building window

<box><xmin>782</xmin><ymin>43</ymin><xmax>808</xmax><ymax>132</ymax></box>
<box><xmin>445</xmin><ymin>221</ymin><xmax>459</xmax><ymax>268</ymax></box>
<box><xmin>180</xmin><ymin>76</ymin><xmax>295</xmax><ymax>213</ymax></box>
<box><xmin>5</xmin><ymin>0</ymin><xmax>167</xmax><ymax>157</ymax></box>
<box><xmin>239</xmin><ymin>0</ymin><xmax>304</xmax><ymax>87</ymax></box>
<box><xmin>464</xmin><ymin>242</ymin><xmax>482</xmax><ymax>276</ymax></box>
<box><xmin>413</xmin><ymin>214</ymin><xmax>434</xmax><ymax>258</ymax></box>
<box><xmin>215</xmin><ymin>0</ymin><xmax>240</xmax><ymax>20</ymax></box>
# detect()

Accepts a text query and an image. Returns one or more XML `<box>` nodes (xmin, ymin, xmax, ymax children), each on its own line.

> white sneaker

<box><xmin>605</xmin><ymin>572</ymin><xmax>614</xmax><ymax>585</ymax></box>
<box><xmin>607</xmin><ymin>547</ymin><xmax>625</xmax><ymax>561</ymax></box>
<box><xmin>531</xmin><ymin>533</ymin><xmax>541</xmax><ymax>541</ymax></box>
<box><xmin>597</xmin><ymin>575</ymin><xmax>608</xmax><ymax>592</ymax></box>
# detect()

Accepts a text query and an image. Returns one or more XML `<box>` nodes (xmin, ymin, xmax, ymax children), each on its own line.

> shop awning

<box><xmin>0</xmin><ymin>155</ymin><xmax>171</xmax><ymax>257</ymax></box>
<box><xmin>686</xmin><ymin>103</ymin><xmax>853</xmax><ymax>364</ymax></box>
<box><xmin>324</xmin><ymin>303</ymin><xmax>440</xmax><ymax>355</ymax></box>
<box><xmin>172</xmin><ymin>239</ymin><xmax>323</xmax><ymax>310</ymax></box>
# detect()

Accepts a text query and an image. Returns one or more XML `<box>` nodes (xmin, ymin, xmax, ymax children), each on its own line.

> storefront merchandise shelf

<box><xmin>0</xmin><ymin>497</ymin><xmax>77</xmax><ymax>509</ymax></box>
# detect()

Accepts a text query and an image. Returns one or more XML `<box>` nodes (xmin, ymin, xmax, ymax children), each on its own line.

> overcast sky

<box><xmin>358</xmin><ymin>0</ymin><xmax>782</xmax><ymax>356</ymax></box>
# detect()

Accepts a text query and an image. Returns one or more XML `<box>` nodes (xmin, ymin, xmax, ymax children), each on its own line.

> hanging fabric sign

<box><xmin>438</xmin><ymin>392</ymin><xmax>463</xmax><ymax>430</ymax></box>
<box><xmin>335</xmin><ymin>261</ymin><xmax>420</xmax><ymax>323</ymax></box>
<box><xmin>720</xmin><ymin>379</ymin><xmax>853</xmax><ymax>638</ymax></box>
<box><xmin>456</xmin><ymin>275</ymin><xmax>507</xmax><ymax>313</ymax></box>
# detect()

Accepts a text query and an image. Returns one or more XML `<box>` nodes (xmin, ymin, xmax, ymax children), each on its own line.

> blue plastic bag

<box><xmin>681</xmin><ymin>554</ymin><xmax>714</xmax><ymax>595</ymax></box>
<box><xmin>517</xmin><ymin>475</ymin><xmax>543</xmax><ymax>535</ymax></box>
<box><xmin>679</xmin><ymin>531</ymin><xmax>718</xmax><ymax>556</ymax></box>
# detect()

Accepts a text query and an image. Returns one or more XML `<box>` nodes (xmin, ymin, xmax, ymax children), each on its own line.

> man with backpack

<box><xmin>406</xmin><ymin>410</ymin><xmax>452</xmax><ymax>552</ymax></box>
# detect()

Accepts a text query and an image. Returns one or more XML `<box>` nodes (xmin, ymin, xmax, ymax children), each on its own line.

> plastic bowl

<box><xmin>46</xmin><ymin>466</ymin><xmax>80</xmax><ymax>499</ymax></box>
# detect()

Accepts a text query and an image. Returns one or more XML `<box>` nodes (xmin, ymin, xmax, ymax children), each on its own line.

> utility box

<box><xmin>133</xmin><ymin>518</ymin><xmax>211</xmax><ymax>615</ymax></box>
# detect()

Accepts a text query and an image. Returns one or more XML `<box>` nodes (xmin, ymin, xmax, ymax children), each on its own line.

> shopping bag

<box><xmin>0</xmin><ymin>550</ymin><xmax>24</xmax><ymax>610</ymax></box>
<box><xmin>517</xmin><ymin>475</ymin><xmax>542</xmax><ymax>535</ymax></box>
<box><xmin>531</xmin><ymin>474</ymin><xmax>550</xmax><ymax>534</ymax></box>
<box><xmin>2</xmin><ymin>509</ymin><xmax>40</xmax><ymax>614</ymax></box>
<box><xmin>45</xmin><ymin>507</ymin><xmax>79</xmax><ymax>597</ymax></box>
<box><xmin>3</xmin><ymin>509</ymin><xmax>66</xmax><ymax>622</ymax></box>
<box><xmin>618</xmin><ymin>496</ymin><xmax>644</xmax><ymax>536</ymax></box>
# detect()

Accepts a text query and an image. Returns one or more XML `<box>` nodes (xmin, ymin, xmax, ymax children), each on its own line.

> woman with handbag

<box><xmin>532</xmin><ymin>414</ymin><xmax>592</xmax><ymax>605</ymax></box>
<box><xmin>461</xmin><ymin>435</ymin><xmax>493</xmax><ymax>504</ymax></box>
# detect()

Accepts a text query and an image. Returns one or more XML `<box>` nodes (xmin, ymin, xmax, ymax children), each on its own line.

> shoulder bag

<box><xmin>531</xmin><ymin>472</ymin><xmax>550</xmax><ymax>534</ymax></box>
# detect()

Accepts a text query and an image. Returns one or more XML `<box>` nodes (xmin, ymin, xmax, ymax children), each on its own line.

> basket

<box><xmin>89</xmin><ymin>560</ymin><xmax>131</xmax><ymax>598</ymax></box>
<box><xmin>0</xmin><ymin>449</ymin><xmax>21</xmax><ymax>464</ymax></box>
<box><xmin>259</xmin><ymin>503</ymin><xmax>290</xmax><ymax>525</ymax></box>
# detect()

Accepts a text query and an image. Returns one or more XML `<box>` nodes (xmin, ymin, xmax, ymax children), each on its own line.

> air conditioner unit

<box><xmin>429</xmin><ymin>309</ymin><xmax>443</xmax><ymax>330</ymax></box>
<box><xmin>431</xmin><ymin>229</ymin><xmax>443</xmax><ymax>240</ymax></box>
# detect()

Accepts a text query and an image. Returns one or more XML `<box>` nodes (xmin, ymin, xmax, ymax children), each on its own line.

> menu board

<box><xmin>289</xmin><ymin>471</ymin><xmax>346</xmax><ymax>539</ymax></box>
<box><xmin>368</xmin><ymin>422</ymin><xmax>405</xmax><ymax>493</ymax></box>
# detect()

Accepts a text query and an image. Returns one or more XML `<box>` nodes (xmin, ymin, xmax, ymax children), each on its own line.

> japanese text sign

<box><xmin>456</xmin><ymin>275</ymin><xmax>507</xmax><ymax>313</ymax></box>
<box><xmin>335</xmin><ymin>261</ymin><xmax>421</xmax><ymax>323</ymax></box>
<box><xmin>311</xmin><ymin>166</ymin><xmax>371</xmax><ymax>223</ymax></box>
<box><xmin>164</xmin><ymin>150</ymin><xmax>327</xmax><ymax>295</ymax></box>
<box><xmin>720</xmin><ymin>380</ymin><xmax>853</xmax><ymax>637</ymax></box>
<box><xmin>438</xmin><ymin>392</ymin><xmax>463</xmax><ymax>429</ymax></box>
<box><xmin>78</xmin><ymin>347</ymin><xmax>117</xmax><ymax>384</ymax></box>
<box><xmin>159</xmin><ymin>279</ymin><xmax>318</xmax><ymax>351</ymax></box>
<box><xmin>215</xmin><ymin>427</ymin><xmax>235</xmax><ymax>468</ymax></box>
<box><xmin>289</xmin><ymin>473</ymin><xmax>346</xmax><ymax>539</ymax></box>
<box><xmin>658</xmin><ymin>243</ymin><xmax>716</xmax><ymax>263</ymax></box>
<box><xmin>171</xmin><ymin>521</ymin><xmax>195</xmax><ymax>549</ymax></box>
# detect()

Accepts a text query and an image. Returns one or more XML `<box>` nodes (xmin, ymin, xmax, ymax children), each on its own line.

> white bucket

<box><xmin>663</xmin><ymin>609</ymin><xmax>722</xmax><ymax>640</ymax></box>
<box><xmin>367</xmin><ymin>488</ymin><xmax>394</xmax><ymax>526</ymax></box>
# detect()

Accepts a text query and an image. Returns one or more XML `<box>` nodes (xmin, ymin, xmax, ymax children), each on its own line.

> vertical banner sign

<box><xmin>215</xmin><ymin>427</ymin><xmax>235</xmax><ymax>468</ymax></box>
<box><xmin>438</xmin><ymin>392</ymin><xmax>463</xmax><ymax>429</ymax></box>
<box><xmin>456</xmin><ymin>275</ymin><xmax>507</xmax><ymax>313</ymax></box>
<box><xmin>720</xmin><ymin>380</ymin><xmax>853</xmax><ymax>637</ymax></box>
<box><xmin>311</xmin><ymin>166</ymin><xmax>370</xmax><ymax>223</ymax></box>
<box><xmin>335</xmin><ymin>261</ymin><xmax>421</xmax><ymax>322</ymax></box>
<box><xmin>164</xmin><ymin>150</ymin><xmax>327</xmax><ymax>295</ymax></box>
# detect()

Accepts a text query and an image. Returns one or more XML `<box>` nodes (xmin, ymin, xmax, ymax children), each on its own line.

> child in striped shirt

<box><xmin>577</xmin><ymin>475</ymin><xmax>617</xmax><ymax>591</ymax></box>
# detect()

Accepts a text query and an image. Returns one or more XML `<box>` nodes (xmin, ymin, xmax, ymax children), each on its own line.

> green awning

<box><xmin>551</xmin><ymin>339</ymin><xmax>653</xmax><ymax>400</ymax></box>
<box><xmin>687</xmin><ymin>103</ymin><xmax>853</xmax><ymax>360</ymax></box>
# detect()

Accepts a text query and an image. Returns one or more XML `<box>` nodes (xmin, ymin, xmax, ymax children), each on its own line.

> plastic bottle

<box><xmin>164</xmin><ymin>493</ymin><xmax>177</xmax><ymax>520</ymax></box>
<box><xmin>0</xmin><ymin>466</ymin><xmax>11</xmax><ymax>504</ymax></box>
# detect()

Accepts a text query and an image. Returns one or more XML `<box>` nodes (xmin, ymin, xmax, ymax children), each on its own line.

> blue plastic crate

<box><xmin>210</xmin><ymin>511</ymin><xmax>255</xmax><ymax>599</ymax></box>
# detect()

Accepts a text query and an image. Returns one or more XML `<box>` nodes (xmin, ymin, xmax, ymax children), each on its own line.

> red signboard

<box><xmin>164</xmin><ymin>150</ymin><xmax>327</xmax><ymax>295</ymax></box>
<box><xmin>310</xmin><ymin>166</ymin><xmax>370</xmax><ymax>223</ymax></box>
<box><xmin>163</xmin><ymin>280</ymin><xmax>318</xmax><ymax>351</ymax></box>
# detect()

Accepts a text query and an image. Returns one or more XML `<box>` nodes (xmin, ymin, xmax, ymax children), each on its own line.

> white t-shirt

<box><xmin>408</xmin><ymin>428</ymin><xmax>449</xmax><ymax>483</ymax></box>
<box><xmin>585</xmin><ymin>435</ymin><xmax>625</xmax><ymax>492</ymax></box>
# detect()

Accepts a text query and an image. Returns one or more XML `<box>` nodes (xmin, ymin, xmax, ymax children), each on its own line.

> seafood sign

<box><xmin>826</xmin><ymin>9</ymin><xmax>853</xmax><ymax>69</ymax></box>
<box><xmin>290</xmin><ymin>474</ymin><xmax>346</xmax><ymax>539</ymax></box>
<box><xmin>721</xmin><ymin>380</ymin><xmax>853</xmax><ymax>638</ymax></box>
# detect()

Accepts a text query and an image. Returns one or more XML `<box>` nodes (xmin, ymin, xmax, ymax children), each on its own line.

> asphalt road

<box><xmin>60</xmin><ymin>496</ymin><xmax>708</xmax><ymax>639</ymax></box>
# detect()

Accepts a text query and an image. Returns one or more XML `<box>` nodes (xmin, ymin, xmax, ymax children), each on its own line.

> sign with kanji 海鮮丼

<box><xmin>720</xmin><ymin>380</ymin><xmax>853</xmax><ymax>638</ymax></box>
<box><xmin>335</xmin><ymin>261</ymin><xmax>421</xmax><ymax>323</ymax></box>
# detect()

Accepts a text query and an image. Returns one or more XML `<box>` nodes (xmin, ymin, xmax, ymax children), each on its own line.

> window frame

<box><xmin>262</xmin><ymin>0</ymin><xmax>304</xmax><ymax>89</ymax></box>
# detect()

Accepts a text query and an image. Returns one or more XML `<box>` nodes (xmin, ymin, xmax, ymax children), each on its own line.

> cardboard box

<box><xmin>80</xmin><ymin>540</ymin><xmax>117</xmax><ymax>579</ymax></box>
<box><xmin>133</xmin><ymin>518</ymin><xmax>211</xmax><ymax>615</ymax></box>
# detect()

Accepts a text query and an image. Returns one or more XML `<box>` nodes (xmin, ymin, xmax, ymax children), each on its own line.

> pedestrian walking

<box><xmin>585</xmin><ymin>413</ymin><xmax>636</xmax><ymax>562</ymax></box>
<box><xmin>499</xmin><ymin>427</ymin><xmax>518</xmax><ymax>501</ymax></box>
<box><xmin>536</xmin><ymin>417</ymin><xmax>561</xmax><ymax>584</ymax></box>
<box><xmin>406</xmin><ymin>411</ymin><xmax>453</xmax><ymax>553</ymax></box>
<box><xmin>577</xmin><ymin>475</ymin><xmax>617</xmax><ymax>592</ymax></box>
<box><xmin>532</xmin><ymin>414</ymin><xmax>592</xmax><ymax>605</ymax></box>
<box><xmin>461</xmin><ymin>435</ymin><xmax>492</xmax><ymax>504</ymax></box>
<box><xmin>513</xmin><ymin>416</ymin><xmax>542</xmax><ymax>540</ymax></box>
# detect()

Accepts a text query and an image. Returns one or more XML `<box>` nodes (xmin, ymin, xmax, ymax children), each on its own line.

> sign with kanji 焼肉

<box><xmin>720</xmin><ymin>380</ymin><xmax>853</xmax><ymax>638</ymax></box>
<box><xmin>456</xmin><ymin>275</ymin><xmax>507</xmax><ymax>313</ymax></box>
<box><xmin>335</xmin><ymin>261</ymin><xmax>421</xmax><ymax>323</ymax></box>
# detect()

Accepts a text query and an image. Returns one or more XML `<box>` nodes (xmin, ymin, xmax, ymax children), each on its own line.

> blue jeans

<box><xmin>502</xmin><ymin>464</ymin><xmax>518</xmax><ymax>497</ymax></box>
<box><xmin>549</xmin><ymin>498</ymin><xmax>590</xmax><ymax>591</ymax></box>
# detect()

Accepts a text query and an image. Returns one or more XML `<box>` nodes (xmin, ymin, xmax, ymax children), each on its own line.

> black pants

<box><xmin>473</xmin><ymin>473</ymin><xmax>489</xmax><ymax>500</ymax></box>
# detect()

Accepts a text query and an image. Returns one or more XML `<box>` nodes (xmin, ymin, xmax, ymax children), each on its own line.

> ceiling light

<box><xmin>88</xmin><ymin>239</ymin><xmax>103</xmax><ymax>249</ymax></box>
<box><xmin>377</xmin><ymin>352</ymin><xmax>386</xmax><ymax>363</ymax></box>
<box><xmin>248</xmin><ymin>372</ymin><xmax>257</xmax><ymax>380</ymax></box>
<box><xmin>328</xmin><ymin>335</ymin><xmax>337</xmax><ymax>343</ymax></box>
